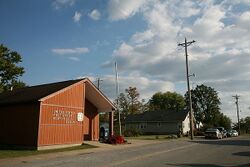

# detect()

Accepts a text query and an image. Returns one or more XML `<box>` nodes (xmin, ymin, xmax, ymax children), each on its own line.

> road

<box><xmin>1</xmin><ymin>136</ymin><xmax>250</xmax><ymax>167</ymax></box>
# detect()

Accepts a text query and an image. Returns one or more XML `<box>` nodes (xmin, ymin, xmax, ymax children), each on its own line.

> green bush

<box><xmin>123</xmin><ymin>128</ymin><xmax>142</xmax><ymax>137</ymax></box>
<box><xmin>164</xmin><ymin>135</ymin><xmax>178</xmax><ymax>139</ymax></box>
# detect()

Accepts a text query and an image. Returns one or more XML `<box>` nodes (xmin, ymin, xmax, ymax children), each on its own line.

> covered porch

<box><xmin>83</xmin><ymin>79</ymin><xmax>115</xmax><ymax>141</ymax></box>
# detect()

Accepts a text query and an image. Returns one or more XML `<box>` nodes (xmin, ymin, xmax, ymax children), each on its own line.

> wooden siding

<box><xmin>92</xmin><ymin>114</ymin><xmax>99</xmax><ymax>140</ymax></box>
<box><xmin>41</xmin><ymin>81</ymin><xmax>84</xmax><ymax>108</ymax></box>
<box><xmin>0</xmin><ymin>103</ymin><xmax>40</xmax><ymax>147</ymax></box>
<box><xmin>38</xmin><ymin>82</ymin><xmax>84</xmax><ymax>146</ymax></box>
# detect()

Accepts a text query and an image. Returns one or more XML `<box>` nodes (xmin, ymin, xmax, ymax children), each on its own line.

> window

<box><xmin>140</xmin><ymin>123</ymin><xmax>147</xmax><ymax>129</ymax></box>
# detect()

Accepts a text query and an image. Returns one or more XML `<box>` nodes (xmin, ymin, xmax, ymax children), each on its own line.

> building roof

<box><xmin>0</xmin><ymin>78</ymin><xmax>116</xmax><ymax>112</ymax></box>
<box><xmin>0</xmin><ymin>79</ymin><xmax>83</xmax><ymax>106</ymax></box>
<box><xmin>125</xmin><ymin>110</ymin><xmax>189</xmax><ymax>123</ymax></box>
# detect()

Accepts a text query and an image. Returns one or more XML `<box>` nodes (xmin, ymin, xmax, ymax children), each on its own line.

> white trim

<box><xmin>38</xmin><ymin>143</ymin><xmax>82</xmax><ymax>150</ymax></box>
<box><xmin>41</xmin><ymin>103</ymin><xmax>84</xmax><ymax>110</ymax></box>
<box><xmin>39</xmin><ymin>124</ymin><xmax>83</xmax><ymax>126</ymax></box>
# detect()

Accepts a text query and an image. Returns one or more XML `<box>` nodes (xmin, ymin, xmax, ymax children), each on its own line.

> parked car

<box><xmin>216</xmin><ymin>127</ymin><xmax>225</xmax><ymax>132</ymax></box>
<box><xmin>228</xmin><ymin>130</ymin><xmax>239</xmax><ymax>137</ymax></box>
<box><xmin>205</xmin><ymin>128</ymin><xmax>223</xmax><ymax>139</ymax></box>
<box><xmin>222</xmin><ymin>130</ymin><xmax>228</xmax><ymax>138</ymax></box>
<box><xmin>231</xmin><ymin>130</ymin><xmax>239</xmax><ymax>137</ymax></box>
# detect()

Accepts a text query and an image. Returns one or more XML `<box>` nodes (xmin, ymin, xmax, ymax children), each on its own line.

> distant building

<box><xmin>125</xmin><ymin>110</ymin><xmax>190</xmax><ymax>135</ymax></box>
<box><xmin>0</xmin><ymin>78</ymin><xmax>115</xmax><ymax>150</ymax></box>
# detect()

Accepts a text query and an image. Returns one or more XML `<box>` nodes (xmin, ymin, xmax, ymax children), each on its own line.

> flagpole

<box><xmin>115</xmin><ymin>62</ymin><xmax>122</xmax><ymax>136</ymax></box>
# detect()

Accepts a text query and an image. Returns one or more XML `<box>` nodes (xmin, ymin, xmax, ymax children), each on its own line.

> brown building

<box><xmin>0</xmin><ymin>78</ymin><xmax>115</xmax><ymax>150</ymax></box>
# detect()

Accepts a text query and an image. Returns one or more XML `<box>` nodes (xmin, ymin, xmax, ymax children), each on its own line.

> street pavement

<box><xmin>1</xmin><ymin>136</ymin><xmax>250</xmax><ymax>167</ymax></box>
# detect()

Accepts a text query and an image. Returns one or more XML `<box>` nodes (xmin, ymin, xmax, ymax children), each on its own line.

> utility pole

<box><xmin>178</xmin><ymin>37</ymin><xmax>196</xmax><ymax>140</ymax></box>
<box><xmin>96</xmin><ymin>78</ymin><xmax>103</xmax><ymax>90</ymax></box>
<box><xmin>232</xmin><ymin>95</ymin><xmax>241</xmax><ymax>135</ymax></box>
<box><xmin>115</xmin><ymin>62</ymin><xmax>122</xmax><ymax>136</ymax></box>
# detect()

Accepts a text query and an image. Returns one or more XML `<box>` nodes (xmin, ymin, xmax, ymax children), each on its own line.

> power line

<box><xmin>178</xmin><ymin>37</ymin><xmax>196</xmax><ymax>140</ymax></box>
<box><xmin>232</xmin><ymin>95</ymin><xmax>241</xmax><ymax>135</ymax></box>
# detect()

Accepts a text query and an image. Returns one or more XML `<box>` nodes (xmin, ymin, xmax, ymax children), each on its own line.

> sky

<box><xmin>1</xmin><ymin>0</ymin><xmax>250</xmax><ymax>122</ymax></box>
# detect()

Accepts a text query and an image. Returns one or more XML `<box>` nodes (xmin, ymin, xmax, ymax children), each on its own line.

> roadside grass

<box><xmin>126</xmin><ymin>135</ymin><xmax>179</xmax><ymax>140</ymax></box>
<box><xmin>0</xmin><ymin>144</ymin><xmax>97</xmax><ymax>159</ymax></box>
<box><xmin>241</xmin><ymin>133</ymin><xmax>250</xmax><ymax>138</ymax></box>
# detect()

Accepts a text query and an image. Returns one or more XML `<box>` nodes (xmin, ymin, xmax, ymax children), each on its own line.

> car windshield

<box><xmin>216</xmin><ymin>127</ymin><xmax>224</xmax><ymax>131</ymax></box>
<box><xmin>206</xmin><ymin>128</ymin><xmax>218</xmax><ymax>132</ymax></box>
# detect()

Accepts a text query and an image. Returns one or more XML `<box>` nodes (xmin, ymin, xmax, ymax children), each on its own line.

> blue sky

<box><xmin>1</xmin><ymin>0</ymin><xmax>250</xmax><ymax>122</ymax></box>
<box><xmin>0</xmin><ymin>0</ymin><xmax>146</xmax><ymax>84</ymax></box>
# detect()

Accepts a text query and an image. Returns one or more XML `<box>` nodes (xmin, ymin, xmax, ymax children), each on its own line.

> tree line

<box><xmin>233</xmin><ymin>117</ymin><xmax>250</xmax><ymax>134</ymax></box>
<box><xmin>104</xmin><ymin>84</ymin><xmax>232</xmax><ymax>131</ymax></box>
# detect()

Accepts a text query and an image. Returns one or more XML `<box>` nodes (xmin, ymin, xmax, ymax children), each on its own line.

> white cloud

<box><xmin>236</xmin><ymin>11</ymin><xmax>250</xmax><ymax>30</ymax></box>
<box><xmin>108</xmin><ymin>0</ymin><xmax>147</xmax><ymax>21</ymax></box>
<box><xmin>88</xmin><ymin>9</ymin><xmax>101</xmax><ymax>20</ymax></box>
<box><xmin>73</xmin><ymin>11</ymin><xmax>82</xmax><ymax>22</ymax></box>
<box><xmin>159</xmin><ymin>0</ymin><xmax>201</xmax><ymax>19</ymax></box>
<box><xmin>193</xmin><ymin>5</ymin><xmax>225</xmax><ymax>34</ymax></box>
<box><xmin>52</xmin><ymin>47</ymin><xmax>89</xmax><ymax>55</ymax></box>
<box><xmin>103</xmin><ymin>0</ymin><xmax>250</xmax><ymax>122</ymax></box>
<box><xmin>82</xmin><ymin>74</ymin><xmax>174</xmax><ymax>101</ymax></box>
<box><xmin>131</xmin><ymin>30</ymin><xmax>154</xmax><ymax>44</ymax></box>
<box><xmin>144</xmin><ymin>2</ymin><xmax>180</xmax><ymax>39</ymax></box>
<box><xmin>52</xmin><ymin>47</ymin><xmax>89</xmax><ymax>61</ymax></box>
<box><xmin>69</xmin><ymin>57</ymin><xmax>80</xmax><ymax>61</ymax></box>
<box><xmin>219</xmin><ymin>91</ymin><xmax>250</xmax><ymax>122</ymax></box>
<box><xmin>52</xmin><ymin>0</ymin><xmax>75</xmax><ymax>10</ymax></box>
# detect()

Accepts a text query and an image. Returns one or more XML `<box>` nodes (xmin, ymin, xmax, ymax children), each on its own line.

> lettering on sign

<box><xmin>52</xmin><ymin>110</ymin><xmax>76</xmax><ymax>124</ymax></box>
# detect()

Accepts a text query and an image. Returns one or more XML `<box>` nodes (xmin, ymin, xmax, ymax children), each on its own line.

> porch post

<box><xmin>109</xmin><ymin>111</ymin><xmax>114</xmax><ymax>136</ymax></box>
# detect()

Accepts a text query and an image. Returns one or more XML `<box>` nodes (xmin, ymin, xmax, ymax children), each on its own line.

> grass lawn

<box><xmin>126</xmin><ymin>135</ymin><xmax>179</xmax><ymax>140</ymax></box>
<box><xmin>0</xmin><ymin>144</ymin><xmax>97</xmax><ymax>159</ymax></box>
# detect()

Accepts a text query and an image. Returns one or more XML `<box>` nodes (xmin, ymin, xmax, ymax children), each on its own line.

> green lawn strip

<box><xmin>0</xmin><ymin>144</ymin><xmax>97</xmax><ymax>159</ymax></box>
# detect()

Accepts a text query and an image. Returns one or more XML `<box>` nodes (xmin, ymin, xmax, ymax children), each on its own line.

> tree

<box><xmin>233</xmin><ymin>117</ymin><xmax>250</xmax><ymax>134</ymax></box>
<box><xmin>0</xmin><ymin>44</ymin><xmax>26</xmax><ymax>92</ymax></box>
<box><xmin>148</xmin><ymin>91</ymin><xmax>186</xmax><ymax>112</ymax></box>
<box><xmin>185</xmin><ymin>84</ymin><xmax>221</xmax><ymax>127</ymax></box>
<box><xmin>115</xmin><ymin>87</ymin><xmax>143</xmax><ymax>122</ymax></box>
<box><xmin>216</xmin><ymin>113</ymin><xmax>232</xmax><ymax>130</ymax></box>
<box><xmin>116</xmin><ymin>92</ymin><xmax>130</xmax><ymax>121</ymax></box>
<box><xmin>125</xmin><ymin>87</ymin><xmax>142</xmax><ymax>115</ymax></box>
<box><xmin>245</xmin><ymin>117</ymin><xmax>250</xmax><ymax>133</ymax></box>
<box><xmin>99</xmin><ymin>112</ymin><xmax>109</xmax><ymax>123</ymax></box>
